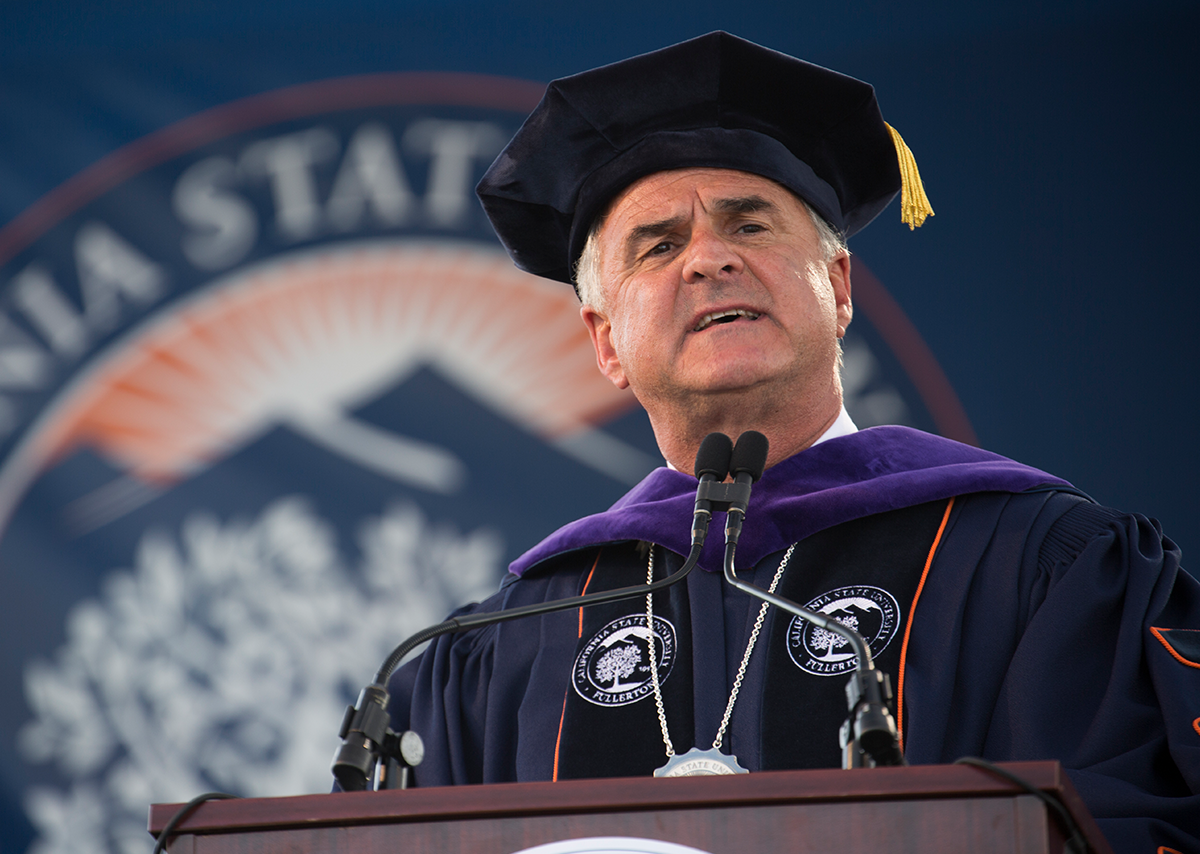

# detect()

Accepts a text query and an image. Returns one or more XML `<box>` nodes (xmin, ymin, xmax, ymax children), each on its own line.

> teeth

<box><xmin>695</xmin><ymin>309</ymin><xmax>760</xmax><ymax>332</ymax></box>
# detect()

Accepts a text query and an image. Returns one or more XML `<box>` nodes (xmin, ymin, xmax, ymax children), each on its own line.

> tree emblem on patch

<box><xmin>786</xmin><ymin>585</ymin><xmax>900</xmax><ymax>676</ymax></box>
<box><xmin>572</xmin><ymin>614</ymin><xmax>676</xmax><ymax>707</ymax></box>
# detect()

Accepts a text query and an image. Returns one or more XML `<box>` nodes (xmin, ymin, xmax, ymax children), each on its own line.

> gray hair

<box><xmin>572</xmin><ymin>199</ymin><xmax>847</xmax><ymax>310</ymax></box>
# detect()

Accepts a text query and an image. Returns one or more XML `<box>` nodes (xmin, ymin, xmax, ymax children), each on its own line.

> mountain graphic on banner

<box><xmin>5</xmin><ymin>363</ymin><xmax>659</xmax><ymax>854</ymax></box>
<box><xmin>4</xmin><ymin>363</ymin><xmax>656</xmax><ymax>581</ymax></box>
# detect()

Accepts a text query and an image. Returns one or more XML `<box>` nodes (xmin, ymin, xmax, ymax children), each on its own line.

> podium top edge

<box><xmin>149</xmin><ymin>761</ymin><xmax>1079</xmax><ymax>834</ymax></box>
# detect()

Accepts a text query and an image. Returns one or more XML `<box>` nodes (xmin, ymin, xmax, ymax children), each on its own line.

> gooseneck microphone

<box><xmin>719</xmin><ymin>431</ymin><xmax>906</xmax><ymax>769</ymax></box>
<box><xmin>691</xmin><ymin>432</ymin><xmax>734</xmax><ymax>544</ymax></box>
<box><xmin>332</xmin><ymin>433</ymin><xmax>734</xmax><ymax>792</ymax></box>
<box><xmin>723</xmin><ymin>430</ymin><xmax>768</xmax><ymax>544</ymax></box>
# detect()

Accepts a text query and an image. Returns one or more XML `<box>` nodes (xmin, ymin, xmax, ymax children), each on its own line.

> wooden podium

<box><xmin>148</xmin><ymin>761</ymin><xmax>1113</xmax><ymax>854</ymax></box>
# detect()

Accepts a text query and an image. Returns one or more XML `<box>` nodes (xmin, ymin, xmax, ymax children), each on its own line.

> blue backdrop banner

<box><xmin>0</xmin><ymin>4</ymin><xmax>1194</xmax><ymax>852</ymax></box>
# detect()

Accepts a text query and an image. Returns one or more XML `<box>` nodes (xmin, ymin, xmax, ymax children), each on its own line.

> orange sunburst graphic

<box><xmin>29</xmin><ymin>241</ymin><xmax>639</xmax><ymax>488</ymax></box>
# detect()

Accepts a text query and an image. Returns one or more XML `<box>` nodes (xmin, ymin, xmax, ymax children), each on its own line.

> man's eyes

<box><xmin>636</xmin><ymin>222</ymin><xmax>768</xmax><ymax>260</ymax></box>
<box><xmin>632</xmin><ymin>239</ymin><xmax>676</xmax><ymax>261</ymax></box>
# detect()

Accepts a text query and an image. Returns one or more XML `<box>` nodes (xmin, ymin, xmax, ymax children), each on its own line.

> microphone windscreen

<box><xmin>730</xmin><ymin>431</ymin><xmax>769</xmax><ymax>481</ymax></box>
<box><xmin>694</xmin><ymin>433</ymin><xmax>733</xmax><ymax>479</ymax></box>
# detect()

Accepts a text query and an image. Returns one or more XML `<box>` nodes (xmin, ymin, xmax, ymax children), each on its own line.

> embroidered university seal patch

<box><xmin>573</xmin><ymin>614</ymin><xmax>676</xmax><ymax>707</ymax></box>
<box><xmin>786</xmin><ymin>585</ymin><xmax>900</xmax><ymax>676</ymax></box>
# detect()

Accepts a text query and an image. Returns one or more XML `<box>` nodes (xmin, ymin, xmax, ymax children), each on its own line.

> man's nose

<box><xmin>681</xmin><ymin>227</ymin><xmax>744</xmax><ymax>283</ymax></box>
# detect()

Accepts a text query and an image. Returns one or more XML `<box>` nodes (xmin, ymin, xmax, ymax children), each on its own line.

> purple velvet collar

<box><xmin>509</xmin><ymin>426</ymin><xmax>1070</xmax><ymax>577</ymax></box>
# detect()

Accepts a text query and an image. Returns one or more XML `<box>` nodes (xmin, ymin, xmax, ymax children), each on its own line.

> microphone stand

<box><xmin>332</xmin><ymin>542</ymin><xmax>706</xmax><ymax>791</ymax></box>
<box><xmin>332</xmin><ymin>434</ymin><xmax>735</xmax><ymax>792</ymax></box>
<box><xmin>721</xmin><ymin>544</ymin><xmax>904</xmax><ymax>768</ymax></box>
<box><xmin>714</xmin><ymin>430</ymin><xmax>903</xmax><ymax>769</ymax></box>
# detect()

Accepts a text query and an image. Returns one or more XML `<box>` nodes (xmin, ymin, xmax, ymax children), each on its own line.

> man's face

<box><xmin>580</xmin><ymin>168</ymin><xmax>852</xmax><ymax>415</ymax></box>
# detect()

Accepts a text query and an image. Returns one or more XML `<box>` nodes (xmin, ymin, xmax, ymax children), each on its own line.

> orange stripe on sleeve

<box><xmin>551</xmin><ymin>691</ymin><xmax>569</xmax><ymax>782</ymax></box>
<box><xmin>577</xmin><ymin>550</ymin><xmax>603</xmax><ymax>637</ymax></box>
<box><xmin>554</xmin><ymin>549</ymin><xmax>604</xmax><ymax>781</ymax></box>
<box><xmin>1150</xmin><ymin>626</ymin><xmax>1200</xmax><ymax>669</ymax></box>
<box><xmin>896</xmin><ymin>496</ymin><xmax>955</xmax><ymax>750</ymax></box>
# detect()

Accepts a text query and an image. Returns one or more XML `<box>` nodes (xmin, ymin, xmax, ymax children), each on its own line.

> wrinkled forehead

<box><xmin>595</xmin><ymin>167</ymin><xmax>808</xmax><ymax>246</ymax></box>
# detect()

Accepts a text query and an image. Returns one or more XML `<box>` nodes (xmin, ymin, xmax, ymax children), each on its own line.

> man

<box><xmin>386</xmin><ymin>32</ymin><xmax>1199</xmax><ymax>850</ymax></box>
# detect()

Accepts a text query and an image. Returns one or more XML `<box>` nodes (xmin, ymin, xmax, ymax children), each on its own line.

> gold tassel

<box><xmin>885</xmin><ymin>123</ymin><xmax>934</xmax><ymax>229</ymax></box>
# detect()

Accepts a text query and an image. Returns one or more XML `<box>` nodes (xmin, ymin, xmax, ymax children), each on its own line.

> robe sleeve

<box><xmin>385</xmin><ymin>564</ymin><xmax>588</xmax><ymax>786</ymax></box>
<box><xmin>913</xmin><ymin>493</ymin><xmax>1200</xmax><ymax>852</ymax></box>
<box><xmin>386</xmin><ymin>601</ymin><xmax>502</xmax><ymax>786</ymax></box>
<box><xmin>1007</xmin><ymin>500</ymin><xmax>1200</xmax><ymax>851</ymax></box>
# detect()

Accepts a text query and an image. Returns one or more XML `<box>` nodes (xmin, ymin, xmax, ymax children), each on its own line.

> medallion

<box><xmin>646</xmin><ymin>544</ymin><xmax>797</xmax><ymax>780</ymax></box>
<box><xmin>653</xmin><ymin>747</ymin><xmax>748</xmax><ymax>777</ymax></box>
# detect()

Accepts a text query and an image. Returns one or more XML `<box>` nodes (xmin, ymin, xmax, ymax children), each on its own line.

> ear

<box><xmin>580</xmin><ymin>304</ymin><xmax>630</xmax><ymax>390</ymax></box>
<box><xmin>828</xmin><ymin>251</ymin><xmax>853</xmax><ymax>337</ymax></box>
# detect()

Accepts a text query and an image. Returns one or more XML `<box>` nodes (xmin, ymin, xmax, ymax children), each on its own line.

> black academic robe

<box><xmin>386</xmin><ymin>432</ymin><xmax>1200</xmax><ymax>853</ymax></box>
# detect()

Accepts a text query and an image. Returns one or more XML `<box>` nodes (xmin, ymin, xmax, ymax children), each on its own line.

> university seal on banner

<box><xmin>573</xmin><ymin>614</ymin><xmax>677</xmax><ymax>707</ymax></box>
<box><xmin>786</xmin><ymin>585</ymin><xmax>900</xmax><ymax>676</ymax></box>
<box><xmin>0</xmin><ymin>74</ymin><xmax>659</xmax><ymax>854</ymax></box>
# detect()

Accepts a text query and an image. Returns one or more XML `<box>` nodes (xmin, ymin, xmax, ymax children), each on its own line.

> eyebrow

<box><xmin>621</xmin><ymin>195</ymin><xmax>780</xmax><ymax>255</ymax></box>
<box><xmin>713</xmin><ymin>195</ymin><xmax>778</xmax><ymax>215</ymax></box>
<box><xmin>626</xmin><ymin>216</ymin><xmax>687</xmax><ymax>250</ymax></box>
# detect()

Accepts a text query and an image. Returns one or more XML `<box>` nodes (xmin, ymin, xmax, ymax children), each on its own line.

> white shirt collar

<box><xmin>663</xmin><ymin>406</ymin><xmax>857</xmax><ymax>470</ymax></box>
<box><xmin>810</xmin><ymin>404</ymin><xmax>858</xmax><ymax>447</ymax></box>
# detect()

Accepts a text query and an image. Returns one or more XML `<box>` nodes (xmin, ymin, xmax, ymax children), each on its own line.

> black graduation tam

<box><xmin>477</xmin><ymin>31</ymin><xmax>926</xmax><ymax>286</ymax></box>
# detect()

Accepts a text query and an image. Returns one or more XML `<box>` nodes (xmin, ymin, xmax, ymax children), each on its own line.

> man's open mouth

<box><xmin>693</xmin><ymin>309</ymin><xmax>761</xmax><ymax>332</ymax></box>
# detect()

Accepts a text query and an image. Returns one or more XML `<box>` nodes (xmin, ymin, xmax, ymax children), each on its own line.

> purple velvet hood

<box><xmin>510</xmin><ymin>426</ymin><xmax>1070</xmax><ymax>577</ymax></box>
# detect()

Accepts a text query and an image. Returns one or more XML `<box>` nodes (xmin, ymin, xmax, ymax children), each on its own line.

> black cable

<box><xmin>151</xmin><ymin>792</ymin><xmax>239</xmax><ymax>854</ymax></box>
<box><xmin>374</xmin><ymin>539</ymin><xmax>705</xmax><ymax>683</ymax></box>
<box><xmin>954</xmin><ymin>757</ymin><xmax>1089</xmax><ymax>854</ymax></box>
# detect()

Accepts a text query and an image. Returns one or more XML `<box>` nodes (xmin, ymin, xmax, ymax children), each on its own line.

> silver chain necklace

<box><xmin>645</xmin><ymin>542</ymin><xmax>796</xmax><ymax>777</ymax></box>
